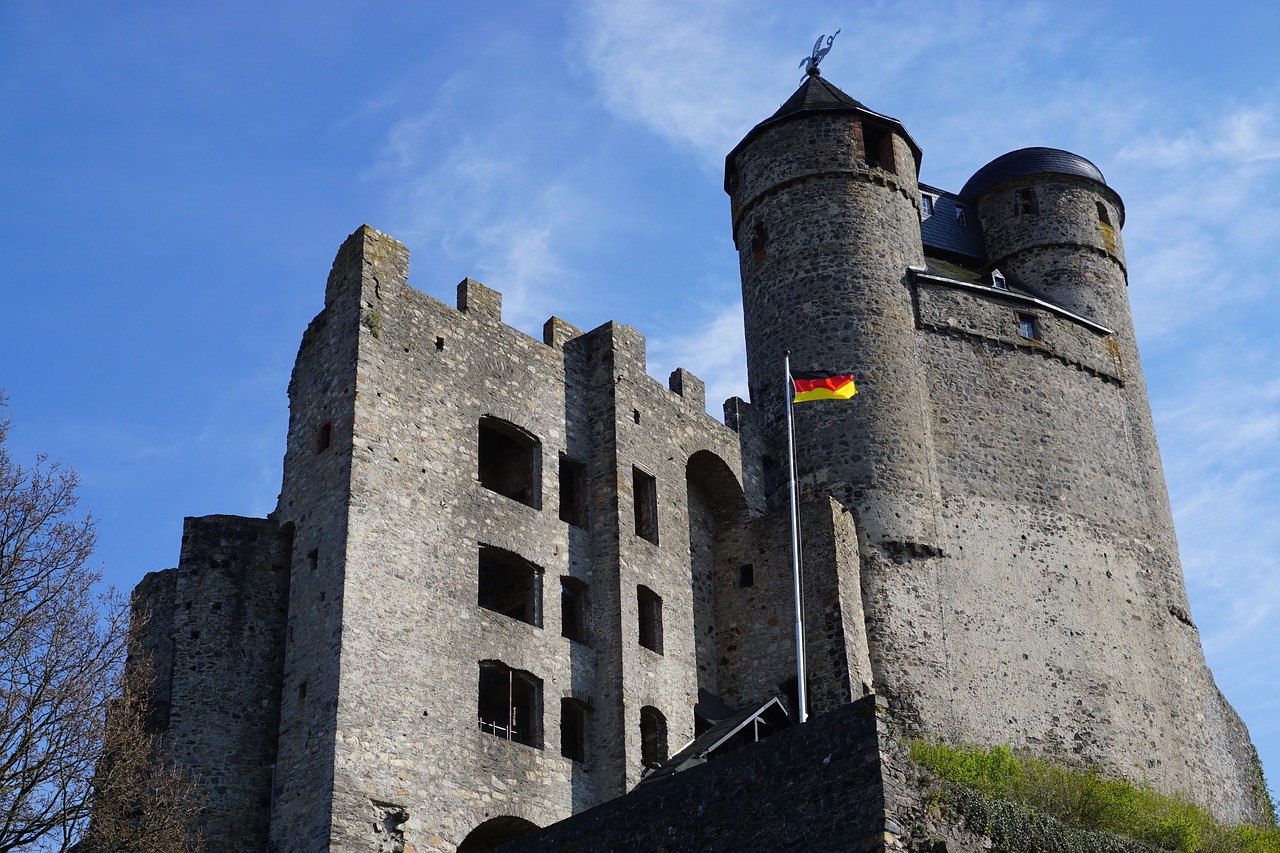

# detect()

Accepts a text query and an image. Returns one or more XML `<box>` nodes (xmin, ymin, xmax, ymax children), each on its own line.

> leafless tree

<box><xmin>0</xmin><ymin>394</ymin><xmax>202</xmax><ymax>851</ymax></box>
<box><xmin>79</xmin><ymin>630</ymin><xmax>205</xmax><ymax>853</ymax></box>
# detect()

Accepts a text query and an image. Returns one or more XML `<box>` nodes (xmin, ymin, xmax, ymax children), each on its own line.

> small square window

<box><xmin>1017</xmin><ymin>313</ymin><xmax>1040</xmax><ymax>340</ymax></box>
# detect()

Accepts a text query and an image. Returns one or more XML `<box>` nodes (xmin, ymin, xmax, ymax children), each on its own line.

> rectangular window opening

<box><xmin>638</xmin><ymin>585</ymin><xmax>663</xmax><ymax>654</ymax></box>
<box><xmin>1017</xmin><ymin>313</ymin><xmax>1040</xmax><ymax>340</ymax></box>
<box><xmin>478</xmin><ymin>663</ymin><xmax>542</xmax><ymax>748</ymax></box>
<box><xmin>561</xmin><ymin>699</ymin><xmax>587</xmax><ymax>762</ymax></box>
<box><xmin>561</xmin><ymin>578</ymin><xmax>588</xmax><ymax>644</ymax></box>
<box><xmin>307</xmin><ymin>548</ymin><xmax>318</xmax><ymax>572</ymax></box>
<box><xmin>478</xmin><ymin>417</ymin><xmax>541</xmax><ymax>509</ymax></box>
<box><xmin>558</xmin><ymin>455</ymin><xmax>586</xmax><ymax>528</ymax></box>
<box><xmin>738</xmin><ymin>564</ymin><xmax>755</xmax><ymax>588</ymax></box>
<box><xmin>315</xmin><ymin>420</ymin><xmax>333</xmax><ymax>454</ymax></box>
<box><xmin>478</xmin><ymin>546</ymin><xmax>543</xmax><ymax>627</ymax></box>
<box><xmin>633</xmin><ymin>466</ymin><xmax>658</xmax><ymax>544</ymax></box>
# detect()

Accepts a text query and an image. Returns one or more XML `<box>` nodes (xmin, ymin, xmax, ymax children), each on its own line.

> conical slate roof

<box><xmin>725</xmin><ymin>70</ymin><xmax>922</xmax><ymax>189</ymax></box>
<box><xmin>768</xmin><ymin>70</ymin><xmax>868</xmax><ymax>120</ymax></box>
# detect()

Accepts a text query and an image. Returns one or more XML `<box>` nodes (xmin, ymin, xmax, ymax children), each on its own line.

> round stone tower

<box><xmin>963</xmin><ymin>147</ymin><xmax>1129</xmax><ymax>330</ymax></box>
<box><xmin>725</xmin><ymin>69</ymin><xmax>940</xmax><ymax>548</ymax></box>
<box><xmin>961</xmin><ymin>149</ymin><xmax>1175</xmax><ymax>547</ymax></box>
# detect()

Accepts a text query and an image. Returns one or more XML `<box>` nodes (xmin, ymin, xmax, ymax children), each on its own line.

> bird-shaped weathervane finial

<box><xmin>799</xmin><ymin>29</ymin><xmax>841</xmax><ymax>80</ymax></box>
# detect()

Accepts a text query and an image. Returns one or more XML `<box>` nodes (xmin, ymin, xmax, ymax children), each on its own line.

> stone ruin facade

<box><xmin>130</xmin><ymin>69</ymin><xmax>1269</xmax><ymax>851</ymax></box>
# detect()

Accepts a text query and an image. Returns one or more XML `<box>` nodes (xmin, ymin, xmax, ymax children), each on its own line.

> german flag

<box><xmin>791</xmin><ymin>371</ymin><xmax>858</xmax><ymax>403</ymax></box>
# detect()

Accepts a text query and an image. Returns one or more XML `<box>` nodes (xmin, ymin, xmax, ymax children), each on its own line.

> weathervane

<box><xmin>799</xmin><ymin>30</ymin><xmax>840</xmax><ymax>79</ymax></box>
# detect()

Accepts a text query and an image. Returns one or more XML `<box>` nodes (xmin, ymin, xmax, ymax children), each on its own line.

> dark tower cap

<box><xmin>725</xmin><ymin>71</ymin><xmax>922</xmax><ymax>192</ymax></box>
<box><xmin>960</xmin><ymin>147</ymin><xmax>1109</xmax><ymax>199</ymax></box>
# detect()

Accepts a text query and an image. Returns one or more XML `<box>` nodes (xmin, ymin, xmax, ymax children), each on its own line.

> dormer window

<box><xmin>955</xmin><ymin>205</ymin><xmax>968</xmax><ymax>226</ymax></box>
<box><xmin>991</xmin><ymin>269</ymin><xmax>1008</xmax><ymax>291</ymax></box>
<box><xmin>920</xmin><ymin>193</ymin><xmax>935</xmax><ymax>218</ymax></box>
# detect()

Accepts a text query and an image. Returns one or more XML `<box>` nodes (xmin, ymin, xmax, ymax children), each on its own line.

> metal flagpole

<box><xmin>784</xmin><ymin>351</ymin><xmax>808</xmax><ymax>724</ymax></box>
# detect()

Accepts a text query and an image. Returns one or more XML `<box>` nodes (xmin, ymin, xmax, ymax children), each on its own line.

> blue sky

<box><xmin>2</xmin><ymin>0</ymin><xmax>1276</xmax><ymax>803</ymax></box>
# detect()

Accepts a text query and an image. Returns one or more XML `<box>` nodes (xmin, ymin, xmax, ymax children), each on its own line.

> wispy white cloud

<box><xmin>648</xmin><ymin>297</ymin><xmax>748</xmax><ymax>416</ymax></box>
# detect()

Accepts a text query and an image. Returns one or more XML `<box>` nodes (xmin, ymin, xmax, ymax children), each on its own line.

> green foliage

<box><xmin>910</xmin><ymin>739</ymin><xmax>1280</xmax><ymax>853</ymax></box>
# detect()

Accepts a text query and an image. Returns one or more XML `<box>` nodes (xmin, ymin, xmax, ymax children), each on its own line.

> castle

<box><xmin>131</xmin><ymin>66</ymin><xmax>1268</xmax><ymax>851</ymax></box>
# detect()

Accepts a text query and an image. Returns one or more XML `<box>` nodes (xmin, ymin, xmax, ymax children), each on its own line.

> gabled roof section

<box><xmin>638</xmin><ymin>696</ymin><xmax>793</xmax><ymax>786</ymax></box>
<box><xmin>919</xmin><ymin>184</ymin><xmax>985</xmax><ymax>263</ymax></box>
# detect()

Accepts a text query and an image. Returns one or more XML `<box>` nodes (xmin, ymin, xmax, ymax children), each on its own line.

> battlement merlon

<box><xmin>324</xmin><ymin>225</ymin><xmax>410</xmax><ymax>312</ymax></box>
<box><xmin>321</xmin><ymin>225</ymin><xmax>723</xmax><ymax>419</ymax></box>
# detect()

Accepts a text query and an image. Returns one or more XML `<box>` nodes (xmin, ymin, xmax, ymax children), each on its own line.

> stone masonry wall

<box><xmin>495</xmin><ymin>695</ymin><xmax>998</xmax><ymax>853</ymax></box>
<box><xmin>278</xmin><ymin>227</ymin><xmax>773</xmax><ymax>850</ymax></box>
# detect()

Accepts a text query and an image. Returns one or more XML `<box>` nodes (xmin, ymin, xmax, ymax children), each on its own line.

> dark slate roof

<box><xmin>960</xmin><ymin>147</ymin><xmax>1107</xmax><ymax>199</ymax></box>
<box><xmin>919</xmin><ymin>184</ymin><xmax>985</xmax><ymax>262</ymax></box>
<box><xmin>638</xmin><ymin>696</ymin><xmax>792</xmax><ymax>786</ymax></box>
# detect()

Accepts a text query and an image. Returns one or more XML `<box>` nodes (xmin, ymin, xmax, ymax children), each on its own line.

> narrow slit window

<box><xmin>307</xmin><ymin>548</ymin><xmax>318</xmax><ymax>572</ymax></box>
<box><xmin>478</xmin><ymin>417</ymin><xmax>541</xmax><ymax>509</ymax></box>
<box><xmin>738</xmin><ymin>564</ymin><xmax>755</xmax><ymax>588</ymax></box>
<box><xmin>561</xmin><ymin>699</ymin><xmax>587</xmax><ymax>762</ymax></box>
<box><xmin>640</xmin><ymin>706</ymin><xmax>667</xmax><ymax>768</ymax></box>
<box><xmin>558</xmin><ymin>455</ymin><xmax>586</xmax><ymax>528</ymax></box>
<box><xmin>637</xmin><ymin>585</ymin><xmax>663</xmax><ymax>654</ymax></box>
<box><xmin>560</xmin><ymin>577</ymin><xmax>588</xmax><ymax>644</ymax></box>
<box><xmin>478</xmin><ymin>546</ymin><xmax>543</xmax><ymax>627</ymax></box>
<box><xmin>633</xmin><ymin>466</ymin><xmax>658</xmax><ymax>544</ymax></box>
<box><xmin>478</xmin><ymin>661</ymin><xmax>542</xmax><ymax>748</ymax></box>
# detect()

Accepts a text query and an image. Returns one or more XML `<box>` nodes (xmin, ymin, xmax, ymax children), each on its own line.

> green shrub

<box><xmin>910</xmin><ymin>739</ymin><xmax>1280</xmax><ymax>853</ymax></box>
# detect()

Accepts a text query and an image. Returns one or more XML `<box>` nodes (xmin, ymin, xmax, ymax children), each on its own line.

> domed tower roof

<box><xmin>725</xmin><ymin>70</ymin><xmax>922</xmax><ymax>191</ymax></box>
<box><xmin>960</xmin><ymin>146</ymin><xmax>1110</xmax><ymax>195</ymax></box>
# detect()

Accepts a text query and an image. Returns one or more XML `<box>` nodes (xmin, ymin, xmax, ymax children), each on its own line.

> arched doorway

<box><xmin>685</xmin><ymin>450</ymin><xmax>747</xmax><ymax>698</ymax></box>
<box><xmin>457</xmin><ymin>815</ymin><xmax>539</xmax><ymax>852</ymax></box>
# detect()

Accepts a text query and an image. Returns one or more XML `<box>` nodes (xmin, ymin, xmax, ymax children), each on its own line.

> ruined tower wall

<box><xmin>272</xmin><ymin>227</ymin><xmax>772</xmax><ymax>850</ymax></box>
<box><xmin>131</xmin><ymin>514</ymin><xmax>291</xmax><ymax>850</ymax></box>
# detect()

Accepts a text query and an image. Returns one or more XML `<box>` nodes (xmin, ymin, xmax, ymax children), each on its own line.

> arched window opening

<box><xmin>478</xmin><ymin>546</ymin><xmax>543</xmax><ymax>627</ymax></box>
<box><xmin>478</xmin><ymin>417</ymin><xmax>541</xmax><ymax>508</ymax></box>
<box><xmin>478</xmin><ymin>661</ymin><xmax>542</xmax><ymax>748</ymax></box>
<box><xmin>640</xmin><ymin>706</ymin><xmax>668</xmax><ymax>768</ymax></box>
